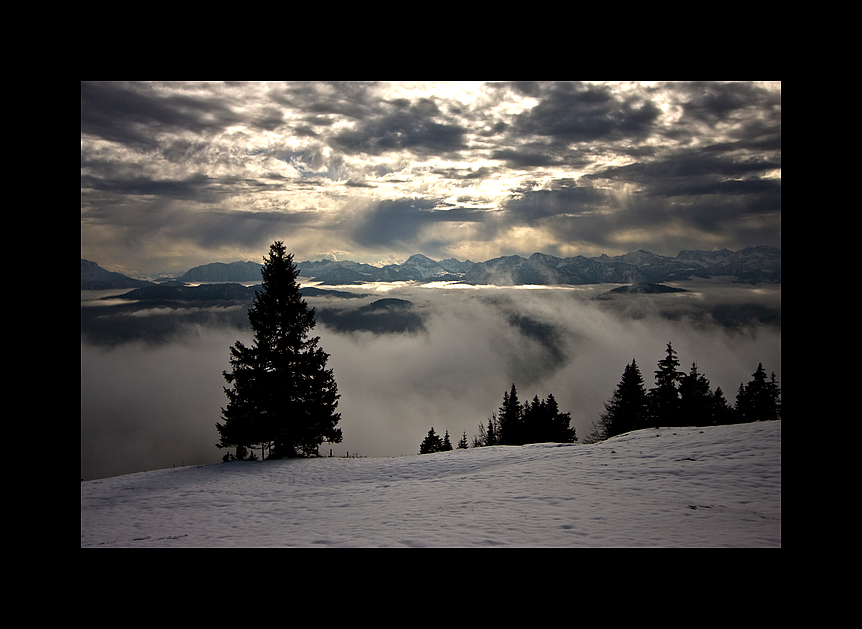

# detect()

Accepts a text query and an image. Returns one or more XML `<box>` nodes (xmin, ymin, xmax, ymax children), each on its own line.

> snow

<box><xmin>81</xmin><ymin>421</ymin><xmax>780</xmax><ymax>547</ymax></box>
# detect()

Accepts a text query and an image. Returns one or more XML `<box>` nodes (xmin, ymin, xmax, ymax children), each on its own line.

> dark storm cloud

<box><xmin>584</xmin><ymin>145</ymin><xmax>780</xmax><ymax>249</ymax></box>
<box><xmin>506</xmin><ymin>81</ymin><xmax>662</xmax><ymax>142</ymax></box>
<box><xmin>81</xmin><ymin>81</ymin><xmax>248</xmax><ymax>148</ymax></box>
<box><xmin>675</xmin><ymin>81</ymin><xmax>782</xmax><ymax>126</ymax></box>
<box><xmin>330</xmin><ymin>97</ymin><xmax>467</xmax><ymax>156</ymax></box>
<box><xmin>83</xmin><ymin>191</ymin><xmax>318</xmax><ymax>260</ymax></box>
<box><xmin>504</xmin><ymin>182</ymin><xmax>611</xmax><ymax>222</ymax></box>
<box><xmin>270</xmin><ymin>81</ymin><xmax>382</xmax><ymax>120</ymax></box>
<box><xmin>350</xmin><ymin>198</ymin><xmax>487</xmax><ymax>249</ymax></box>
<box><xmin>477</xmin><ymin>82</ymin><xmax>662</xmax><ymax>171</ymax></box>
<box><xmin>500</xmin><ymin>176</ymin><xmax>779</xmax><ymax>254</ymax></box>
<box><xmin>80</xmin><ymin>172</ymin><xmax>221</xmax><ymax>201</ymax></box>
<box><xmin>491</xmin><ymin>147</ymin><xmax>568</xmax><ymax>168</ymax></box>
<box><xmin>591</xmin><ymin>147</ymin><xmax>781</xmax><ymax>193</ymax></box>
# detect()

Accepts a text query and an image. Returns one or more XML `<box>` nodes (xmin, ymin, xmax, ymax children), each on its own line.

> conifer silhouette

<box><xmin>419</xmin><ymin>427</ymin><xmax>444</xmax><ymax>454</ymax></box>
<box><xmin>216</xmin><ymin>242</ymin><xmax>342</xmax><ymax>460</ymax></box>
<box><xmin>649</xmin><ymin>342</ymin><xmax>683</xmax><ymax>427</ymax></box>
<box><xmin>735</xmin><ymin>363</ymin><xmax>781</xmax><ymax>422</ymax></box>
<box><xmin>596</xmin><ymin>359</ymin><xmax>648</xmax><ymax>439</ymax></box>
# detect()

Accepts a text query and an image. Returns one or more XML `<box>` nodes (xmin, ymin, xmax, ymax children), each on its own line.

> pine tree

<box><xmin>649</xmin><ymin>343</ymin><xmax>683</xmax><ymax>427</ymax></box>
<box><xmin>596</xmin><ymin>359</ymin><xmax>648</xmax><ymax>439</ymax></box>
<box><xmin>734</xmin><ymin>382</ymin><xmax>746</xmax><ymax>420</ymax></box>
<box><xmin>216</xmin><ymin>241</ymin><xmax>342</xmax><ymax>460</ymax></box>
<box><xmin>540</xmin><ymin>393</ymin><xmax>577</xmax><ymax>443</ymax></box>
<box><xmin>710</xmin><ymin>386</ymin><xmax>735</xmax><ymax>425</ymax></box>
<box><xmin>768</xmin><ymin>372</ymin><xmax>781</xmax><ymax>421</ymax></box>
<box><xmin>476</xmin><ymin>413</ymin><xmax>500</xmax><ymax>447</ymax></box>
<box><xmin>498</xmin><ymin>383</ymin><xmax>523</xmax><ymax>445</ymax></box>
<box><xmin>678</xmin><ymin>363</ymin><xmax>712</xmax><ymax>424</ymax></box>
<box><xmin>735</xmin><ymin>363</ymin><xmax>781</xmax><ymax>422</ymax></box>
<box><xmin>420</xmin><ymin>427</ymin><xmax>444</xmax><ymax>454</ymax></box>
<box><xmin>457</xmin><ymin>431</ymin><xmax>469</xmax><ymax>449</ymax></box>
<box><xmin>441</xmin><ymin>430</ymin><xmax>453</xmax><ymax>451</ymax></box>
<box><xmin>523</xmin><ymin>395</ymin><xmax>544</xmax><ymax>441</ymax></box>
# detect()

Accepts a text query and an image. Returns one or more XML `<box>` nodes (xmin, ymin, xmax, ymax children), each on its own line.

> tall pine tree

<box><xmin>596</xmin><ymin>359</ymin><xmax>648</xmax><ymax>439</ymax></box>
<box><xmin>498</xmin><ymin>383</ymin><xmax>523</xmax><ymax>445</ymax></box>
<box><xmin>649</xmin><ymin>342</ymin><xmax>683</xmax><ymax>427</ymax></box>
<box><xmin>216</xmin><ymin>241</ymin><xmax>342</xmax><ymax>459</ymax></box>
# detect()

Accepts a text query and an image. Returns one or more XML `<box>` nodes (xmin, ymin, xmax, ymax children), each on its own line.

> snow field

<box><xmin>81</xmin><ymin>421</ymin><xmax>780</xmax><ymax>547</ymax></box>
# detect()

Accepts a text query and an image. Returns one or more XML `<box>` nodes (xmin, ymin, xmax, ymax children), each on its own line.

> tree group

<box><xmin>472</xmin><ymin>384</ymin><xmax>577</xmax><ymax>448</ymax></box>
<box><xmin>592</xmin><ymin>342</ymin><xmax>780</xmax><ymax>441</ymax></box>
<box><xmin>216</xmin><ymin>242</ymin><xmax>343</xmax><ymax>461</ymax></box>
<box><xmin>419</xmin><ymin>428</ymin><xmax>455</xmax><ymax>454</ymax></box>
<box><xmin>419</xmin><ymin>385</ymin><xmax>577</xmax><ymax>454</ymax></box>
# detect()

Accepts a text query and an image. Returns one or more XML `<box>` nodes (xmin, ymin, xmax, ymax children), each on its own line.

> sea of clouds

<box><xmin>81</xmin><ymin>280</ymin><xmax>780</xmax><ymax>480</ymax></box>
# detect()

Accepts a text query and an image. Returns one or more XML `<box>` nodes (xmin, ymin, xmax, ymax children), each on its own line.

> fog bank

<box><xmin>81</xmin><ymin>281</ymin><xmax>780</xmax><ymax>480</ymax></box>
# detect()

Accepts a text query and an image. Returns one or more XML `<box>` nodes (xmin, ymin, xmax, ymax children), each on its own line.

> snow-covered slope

<box><xmin>80</xmin><ymin>421</ymin><xmax>780</xmax><ymax>547</ymax></box>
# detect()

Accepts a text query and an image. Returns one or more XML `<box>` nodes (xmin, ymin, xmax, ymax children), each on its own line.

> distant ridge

<box><xmin>592</xmin><ymin>283</ymin><xmax>691</xmax><ymax>301</ymax></box>
<box><xmin>81</xmin><ymin>259</ymin><xmax>155</xmax><ymax>290</ymax></box>
<box><xmin>179</xmin><ymin>260</ymin><xmax>263</xmax><ymax>283</ymax></box>
<box><xmin>606</xmin><ymin>283</ymin><xmax>690</xmax><ymax>295</ymax></box>
<box><xmin>297</xmin><ymin>246</ymin><xmax>780</xmax><ymax>286</ymax></box>
<box><xmin>83</xmin><ymin>246</ymin><xmax>781</xmax><ymax>289</ymax></box>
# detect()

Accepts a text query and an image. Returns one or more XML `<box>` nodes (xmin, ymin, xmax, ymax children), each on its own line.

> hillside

<box><xmin>81</xmin><ymin>259</ymin><xmax>154</xmax><ymax>290</ymax></box>
<box><xmin>81</xmin><ymin>421</ymin><xmax>781</xmax><ymax>547</ymax></box>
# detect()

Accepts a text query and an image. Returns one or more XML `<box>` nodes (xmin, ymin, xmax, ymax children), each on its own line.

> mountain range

<box><xmin>81</xmin><ymin>259</ymin><xmax>156</xmax><ymax>290</ymax></box>
<box><xmin>81</xmin><ymin>245</ymin><xmax>780</xmax><ymax>290</ymax></box>
<box><xmin>297</xmin><ymin>246</ymin><xmax>780</xmax><ymax>286</ymax></box>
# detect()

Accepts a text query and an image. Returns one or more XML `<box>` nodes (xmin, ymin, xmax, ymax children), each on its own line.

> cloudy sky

<box><xmin>81</xmin><ymin>81</ymin><xmax>780</xmax><ymax>276</ymax></box>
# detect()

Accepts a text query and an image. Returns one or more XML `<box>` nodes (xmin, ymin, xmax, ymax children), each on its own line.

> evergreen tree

<box><xmin>734</xmin><ymin>382</ymin><xmax>747</xmax><ymax>420</ymax></box>
<box><xmin>475</xmin><ymin>413</ymin><xmax>500</xmax><ymax>447</ymax></box>
<box><xmin>419</xmin><ymin>427</ymin><xmax>444</xmax><ymax>454</ymax></box>
<box><xmin>596</xmin><ymin>359</ymin><xmax>648</xmax><ymax>439</ymax></box>
<box><xmin>678</xmin><ymin>363</ymin><xmax>712</xmax><ymax>424</ymax></box>
<box><xmin>735</xmin><ymin>363</ymin><xmax>781</xmax><ymax>422</ymax></box>
<box><xmin>216</xmin><ymin>242</ymin><xmax>342</xmax><ymax>460</ymax></box>
<box><xmin>649</xmin><ymin>343</ymin><xmax>683</xmax><ymax>427</ymax></box>
<box><xmin>710</xmin><ymin>386</ymin><xmax>735</xmax><ymax>425</ymax></box>
<box><xmin>498</xmin><ymin>383</ymin><xmax>523</xmax><ymax>445</ymax></box>
<box><xmin>523</xmin><ymin>395</ymin><xmax>544</xmax><ymax>441</ymax></box>
<box><xmin>457</xmin><ymin>431</ymin><xmax>470</xmax><ymax>449</ymax></box>
<box><xmin>542</xmin><ymin>393</ymin><xmax>577</xmax><ymax>443</ymax></box>
<box><xmin>441</xmin><ymin>430</ymin><xmax>453</xmax><ymax>452</ymax></box>
<box><xmin>768</xmin><ymin>372</ymin><xmax>782</xmax><ymax>421</ymax></box>
<box><xmin>521</xmin><ymin>393</ymin><xmax>577</xmax><ymax>444</ymax></box>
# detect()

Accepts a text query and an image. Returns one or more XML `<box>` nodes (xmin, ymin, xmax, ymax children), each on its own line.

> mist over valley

<box><xmin>81</xmin><ymin>250</ymin><xmax>780</xmax><ymax>481</ymax></box>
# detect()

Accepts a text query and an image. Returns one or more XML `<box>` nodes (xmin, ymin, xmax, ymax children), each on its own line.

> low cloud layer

<box><xmin>81</xmin><ymin>81</ymin><xmax>780</xmax><ymax>276</ymax></box>
<box><xmin>81</xmin><ymin>282</ymin><xmax>780</xmax><ymax>480</ymax></box>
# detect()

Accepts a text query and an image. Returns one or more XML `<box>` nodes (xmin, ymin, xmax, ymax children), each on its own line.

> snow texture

<box><xmin>81</xmin><ymin>421</ymin><xmax>780</xmax><ymax>547</ymax></box>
